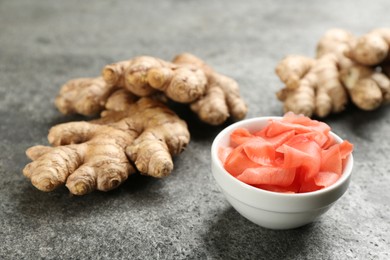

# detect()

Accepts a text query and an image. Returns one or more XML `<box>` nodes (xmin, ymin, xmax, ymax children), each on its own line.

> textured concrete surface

<box><xmin>1</xmin><ymin>0</ymin><xmax>389</xmax><ymax>259</ymax></box>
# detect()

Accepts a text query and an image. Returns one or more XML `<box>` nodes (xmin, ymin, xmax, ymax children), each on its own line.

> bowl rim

<box><xmin>211</xmin><ymin>116</ymin><xmax>354</xmax><ymax>199</ymax></box>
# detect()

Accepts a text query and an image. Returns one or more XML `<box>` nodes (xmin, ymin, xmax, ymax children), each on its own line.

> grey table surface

<box><xmin>1</xmin><ymin>0</ymin><xmax>389</xmax><ymax>259</ymax></box>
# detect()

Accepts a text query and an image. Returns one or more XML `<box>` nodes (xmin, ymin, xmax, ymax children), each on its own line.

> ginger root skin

<box><xmin>341</xmin><ymin>65</ymin><xmax>390</xmax><ymax>110</ymax></box>
<box><xmin>57</xmin><ymin>53</ymin><xmax>247</xmax><ymax>125</ymax></box>
<box><xmin>173</xmin><ymin>53</ymin><xmax>248</xmax><ymax>125</ymax></box>
<box><xmin>275</xmin><ymin>29</ymin><xmax>350</xmax><ymax>118</ymax></box>
<box><xmin>24</xmin><ymin>53</ymin><xmax>248</xmax><ymax>195</ymax></box>
<box><xmin>24</xmin><ymin>91</ymin><xmax>190</xmax><ymax>195</ymax></box>
<box><xmin>102</xmin><ymin>56</ymin><xmax>207</xmax><ymax>103</ymax></box>
<box><xmin>55</xmin><ymin>77</ymin><xmax>117</xmax><ymax>116</ymax></box>
<box><xmin>275</xmin><ymin>55</ymin><xmax>316</xmax><ymax>117</ymax></box>
<box><xmin>275</xmin><ymin>28</ymin><xmax>390</xmax><ymax>116</ymax></box>
<box><xmin>275</xmin><ymin>55</ymin><xmax>315</xmax><ymax>90</ymax></box>
<box><xmin>346</xmin><ymin>28</ymin><xmax>390</xmax><ymax>66</ymax></box>
<box><xmin>341</xmin><ymin>28</ymin><xmax>390</xmax><ymax>110</ymax></box>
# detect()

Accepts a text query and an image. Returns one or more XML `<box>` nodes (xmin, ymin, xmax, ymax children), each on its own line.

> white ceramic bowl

<box><xmin>211</xmin><ymin>117</ymin><xmax>354</xmax><ymax>230</ymax></box>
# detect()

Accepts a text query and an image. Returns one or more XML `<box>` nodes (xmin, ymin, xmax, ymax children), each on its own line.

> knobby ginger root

<box><xmin>276</xmin><ymin>56</ymin><xmax>316</xmax><ymax>117</ymax></box>
<box><xmin>343</xmin><ymin>28</ymin><xmax>390</xmax><ymax>109</ymax></box>
<box><xmin>101</xmin><ymin>53</ymin><xmax>247</xmax><ymax>125</ymax></box>
<box><xmin>23</xmin><ymin>90</ymin><xmax>190</xmax><ymax>195</ymax></box>
<box><xmin>56</xmin><ymin>53</ymin><xmax>247</xmax><ymax>125</ymax></box>
<box><xmin>276</xmin><ymin>51</ymin><xmax>349</xmax><ymax>117</ymax></box>
<box><xmin>172</xmin><ymin>53</ymin><xmax>248</xmax><ymax>125</ymax></box>
<box><xmin>346</xmin><ymin>28</ymin><xmax>390</xmax><ymax>66</ymax></box>
<box><xmin>55</xmin><ymin>77</ymin><xmax>117</xmax><ymax>116</ymax></box>
<box><xmin>276</xmin><ymin>28</ymin><xmax>390</xmax><ymax>117</ymax></box>
<box><xmin>339</xmin><ymin>29</ymin><xmax>390</xmax><ymax>110</ymax></box>
<box><xmin>24</xmin><ymin>53</ymin><xmax>247</xmax><ymax>195</ymax></box>
<box><xmin>275</xmin><ymin>55</ymin><xmax>315</xmax><ymax>90</ymax></box>
<box><xmin>340</xmin><ymin>65</ymin><xmax>390</xmax><ymax>110</ymax></box>
<box><xmin>102</xmin><ymin>56</ymin><xmax>208</xmax><ymax>103</ymax></box>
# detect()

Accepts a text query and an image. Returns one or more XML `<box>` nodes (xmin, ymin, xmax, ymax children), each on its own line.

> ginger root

<box><xmin>341</xmin><ymin>65</ymin><xmax>390</xmax><ymax>110</ymax></box>
<box><xmin>275</xmin><ymin>55</ymin><xmax>317</xmax><ymax>117</ymax></box>
<box><xmin>56</xmin><ymin>53</ymin><xmax>247</xmax><ymax>125</ymax></box>
<box><xmin>24</xmin><ymin>53</ymin><xmax>247</xmax><ymax>195</ymax></box>
<box><xmin>173</xmin><ymin>53</ymin><xmax>248</xmax><ymax>125</ymax></box>
<box><xmin>276</xmin><ymin>29</ymin><xmax>350</xmax><ymax>117</ymax></box>
<box><xmin>23</xmin><ymin>90</ymin><xmax>190</xmax><ymax>195</ymax></box>
<box><xmin>55</xmin><ymin>77</ymin><xmax>117</xmax><ymax>116</ymax></box>
<box><xmin>102</xmin><ymin>56</ymin><xmax>207</xmax><ymax>103</ymax></box>
<box><xmin>346</xmin><ymin>28</ymin><xmax>390</xmax><ymax>66</ymax></box>
<box><xmin>276</xmin><ymin>28</ymin><xmax>390</xmax><ymax>117</ymax></box>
